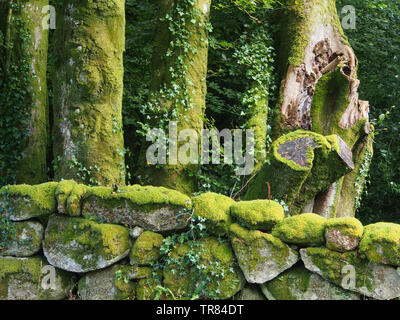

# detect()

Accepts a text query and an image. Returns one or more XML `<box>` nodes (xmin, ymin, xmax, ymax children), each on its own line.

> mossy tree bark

<box><xmin>0</xmin><ymin>0</ymin><xmax>49</xmax><ymax>185</ymax></box>
<box><xmin>52</xmin><ymin>0</ymin><xmax>126</xmax><ymax>186</ymax></box>
<box><xmin>135</xmin><ymin>0</ymin><xmax>211</xmax><ymax>195</ymax></box>
<box><xmin>243</xmin><ymin>0</ymin><xmax>372</xmax><ymax>217</ymax></box>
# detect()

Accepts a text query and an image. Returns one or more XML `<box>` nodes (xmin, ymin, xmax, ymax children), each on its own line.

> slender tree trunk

<box><xmin>136</xmin><ymin>0</ymin><xmax>211</xmax><ymax>195</ymax></box>
<box><xmin>52</xmin><ymin>0</ymin><xmax>126</xmax><ymax>186</ymax></box>
<box><xmin>243</xmin><ymin>0</ymin><xmax>372</xmax><ymax>217</ymax></box>
<box><xmin>0</xmin><ymin>0</ymin><xmax>49</xmax><ymax>185</ymax></box>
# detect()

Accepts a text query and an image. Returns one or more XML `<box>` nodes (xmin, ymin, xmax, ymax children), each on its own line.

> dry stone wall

<box><xmin>0</xmin><ymin>182</ymin><xmax>400</xmax><ymax>300</ymax></box>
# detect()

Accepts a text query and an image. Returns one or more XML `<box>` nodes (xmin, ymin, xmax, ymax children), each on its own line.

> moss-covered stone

<box><xmin>0</xmin><ymin>182</ymin><xmax>58</xmax><ymax>221</ymax></box>
<box><xmin>55</xmin><ymin>180</ymin><xmax>77</xmax><ymax>215</ymax></box>
<box><xmin>359</xmin><ymin>223</ymin><xmax>400</xmax><ymax>266</ymax></box>
<box><xmin>261</xmin><ymin>264</ymin><xmax>360</xmax><ymax>300</ymax></box>
<box><xmin>78</xmin><ymin>264</ymin><xmax>135</xmax><ymax>300</ymax></box>
<box><xmin>163</xmin><ymin>237</ymin><xmax>245</xmax><ymax>300</ymax></box>
<box><xmin>130</xmin><ymin>231</ymin><xmax>164</xmax><ymax>266</ymax></box>
<box><xmin>66</xmin><ymin>183</ymin><xmax>87</xmax><ymax>216</ymax></box>
<box><xmin>82</xmin><ymin>185</ymin><xmax>192</xmax><ymax>231</ymax></box>
<box><xmin>0</xmin><ymin>256</ymin><xmax>74</xmax><ymax>300</ymax></box>
<box><xmin>136</xmin><ymin>278</ymin><xmax>158</xmax><ymax>300</ymax></box>
<box><xmin>192</xmin><ymin>192</ymin><xmax>234</xmax><ymax>236</ymax></box>
<box><xmin>325</xmin><ymin>217</ymin><xmax>363</xmax><ymax>252</ymax></box>
<box><xmin>230</xmin><ymin>200</ymin><xmax>284</xmax><ymax>232</ymax></box>
<box><xmin>234</xmin><ymin>283</ymin><xmax>266</xmax><ymax>300</ymax></box>
<box><xmin>272</xmin><ymin>213</ymin><xmax>326</xmax><ymax>246</ymax></box>
<box><xmin>0</xmin><ymin>220</ymin><xmax>43</xmax><ymax>257</ymax></box>
<box><xmin>43</xmin><ymin>215</ymin><xmax>132</xmax><ymax>273</ymax></box>
<box><xmin>300</xmin><ymin>247</ymin><xmax>400</xmax><ymax>300</ymax></box>
<box><xmin>229</xmin><ymin>223</ymin><xmax>298</xmax><ymax>283</ymax></box>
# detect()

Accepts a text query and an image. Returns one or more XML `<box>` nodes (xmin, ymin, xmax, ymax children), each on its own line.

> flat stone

<box><xmin>0</xmin><ymin>256</ymin><xmax>74</xmax><ymax>300</ymax></box>
<box><xmin>0</xmin><ymin>220</ymin><xmax>43</xmax><ymax>257</ymax></box>
<box><xmin>230</xmin><ymin>224</ymin><xmax>298</xmax><ymax>283</ymax></box>
<box><xmin>82</xmin><ymin>185</ymin><xmax>191</xmax><ymax>232</ymax></box>
<box><xmin>260</xmin><ymin>264</ymin><xmax>360</xmax><ymax>300</ymax></box>
<box><xmin>301</xmin><ymin>247</ymin><xmax>400</xmax><ymax>300</ymax></box>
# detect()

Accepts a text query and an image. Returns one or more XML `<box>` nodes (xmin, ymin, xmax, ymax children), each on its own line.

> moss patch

<box><xmin>163</xmin><ymin>237</ymin><xmax>244</xmax><ymax>300</ymax></box>
<box><xmin>230</xmin><ymin>200</ymin><xmax>284</xmax><ymax>232</ymax></box>
<box><xmin>130</xmin><ymin>231</ymin><xmax>164</xmax><ymax>265</ymax></box>
<box><xmin>272</xmin><ymin>213</ymin><xmax>326</xmax><ymax>246</ymax></box>
<box><xmin>325</xmin><ymin>217</ymin><xmax>363</xmax><ymax>238</ymax></box>
<box><xmin>1</xmin><ymin>182</ymin><xmax>58</xmax><ymax>221</ymax></box>
<box><xmin>43</xmin><ymin>215</ymin><xmax>131</xmax><ymax>272</ymax></box>
<box><xmin>359</xmin><ymin>222</ymin><xmax>400</xmax><ymax>266</ymax></box>
<box><xmin>192</xmin><ymin>192</ymin><xmax>234</xmax><ymax>236</ymax></box>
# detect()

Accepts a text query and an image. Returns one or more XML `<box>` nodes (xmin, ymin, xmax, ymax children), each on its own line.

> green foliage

<box><xmin>0</xmin><ymin>2</ymin><xmax>34</xmax><ymax>186</ymax></box>
<box><xmin>150</xmin><ymin>215</ymin><xmax>237</xmax><ymax>300</ymax></box>
<box><xmin>336</xmin><ymin>0</ymin><xmax>400</xmax><ymax>223</ymax></box>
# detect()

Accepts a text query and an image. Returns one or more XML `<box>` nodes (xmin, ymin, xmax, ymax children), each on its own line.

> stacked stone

<box><xmin>1</xmin><ymin>182</ymin><xmax>400</xmax><ymax>300</ymax></box>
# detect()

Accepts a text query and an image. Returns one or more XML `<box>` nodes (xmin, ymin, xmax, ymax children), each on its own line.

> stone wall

<box><xmin>0</xmin><ymin>182</ymin><xmax>399</xmax><ymax>300</ymax></box>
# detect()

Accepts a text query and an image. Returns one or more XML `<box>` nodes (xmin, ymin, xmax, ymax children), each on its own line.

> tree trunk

<box><xmin>52</xmin><ymin>0</ymin><xmax>126</xmax><ymax>186</ymax></box>
<box><xmin>135</xmin><ymin>0</ymin><xmax>211</xmax><ymax>195</ymax></box>
<box><xmin>243</xmin><ymin>0</ymin><xmax>372</xmax><ymax>217</ymax></box>
<box><xmin>0</xmin><ymin>0</ymin><xmax>49</xmax><ymax>185</ymax></box>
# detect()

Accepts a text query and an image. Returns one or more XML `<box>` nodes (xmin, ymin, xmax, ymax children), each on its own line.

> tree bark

<box><xmin>52</xmin><ymin>0</ymin><xmax>126</xmax><ymax>186</ymax></box>
<box><xmin>243</xmin><ymin>0</ymin><xmax>372</xmax><ymax>217</ymax></box>
<box><xmin>135</xmin><ymin>0</ymin><xmax>211</xmax><ymax>195</ymax></box>
<box><xmin>0</xmin><ymin>0</ymin><xmax>49</xmax><ymax>185</ymax></box>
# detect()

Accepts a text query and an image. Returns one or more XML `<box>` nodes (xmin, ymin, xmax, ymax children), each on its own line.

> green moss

<box><xmin>261</xmin><ymin>264</ymin><xmax>312</xmax><ymax>300</ymax></box>
<box><xmin>163</xmin><ymin>237</ymin><xmax>244</xmax><ymax>300</ymax></box>
<box><xmin>230</xmin><ymin>223</ymin><xmax>296</xmax><ymax>272</ymax></box>
<box><xmin>192</xmin><ymin>192</ymin><xmax>234</xmax><ymax>236</ymax></box>
<box><xmin>359</xmin><ymin>223</ymin><xmax>400</xmax><ymax>266</ymax></box>
<box><xmin>311</xmin><ymin>68</ymin><xmax>367</xmax><ymax>149</ymax></box>
<box><xmin>230</xmin><ymin>200</ymin><xmax>284</xmax><ymax>232</ymax></box>
<box><xmin>43</xmin><ymin>215</ymin><xmax>131</xmax><ymax>270</ymax></box>
<box><xmin>55</xmin><ymin>180</ymin><xmax>77</xmax><ymax>214</ymax></box>
<box><xmin>325</xmin><ymin>217</ymin><xmax>363</xmax><ymax>238</ymax></box>
<box><xmin>0</xmin><ymin>256</ymin><xmax>72</xmax><ymax>300</ymax></box>
<box><xmin>280</xmin><ymin>0</ymin><xmax>349</xmax><ymax>68</ymax></box>
<box><xmin>1</xmin><ymin>182</ymin><xmax>58</xmax><ymax>220</ymax></box>
<box><xmin>66</xmin><ymin>183</ymin><xmax>87</xmax><ymax>216</ymax></box>
<box><xmin>85</xmin><ymin>185</ymin><xmax>192</xmax><ymax>213</ymax></box>
<box><xmin>52</xmin><ymin>0</ymin><xmax>126</xmax><ymax>186</ymax></box>
<box><xmin>130</xmin><ymin>231</ymin><xmax>164</xmax><ymax>265</ymax></box>
<box><xmin>272</xmin><ymin>213</ymin><xmax>326</xmax><ymax>246</ymax></box>
<box><xmin>136</xmin><ymin>278</ymin><xmax>157</xmax><ymax>300</ymax></box>
<box><xmin>337</xmin><ymin>132</ymin><xmax>374</xmax><ymax>217</ymax></box>
<box><xmin>303</xmin><ymin>247</ymin><xmax>375</xmax><ymax>291</ymax></box>
<box><xmin>243</xmin><ymin>130</ymin><xmax>350</xmax><ymax>216</ymax></box>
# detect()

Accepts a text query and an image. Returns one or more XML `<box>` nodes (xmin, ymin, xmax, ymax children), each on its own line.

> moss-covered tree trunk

<box><xmin>243</xmin><ymin>0</ymin><xmax>372</xmax><ymax>217</ymax></box>
<box><xmin>52</xmin><ymin>0</ymin><xmax>126</xmax><ymax>186</ymax></box>
<box><xmin>0</xmin><ymin>0</ymin><xmax>49</xmax><ymax>185</ymax></box>
<box><xmin>135</xmin><ymin>0</ymin><xmax>211</xmax><ymax>195</ymax></box>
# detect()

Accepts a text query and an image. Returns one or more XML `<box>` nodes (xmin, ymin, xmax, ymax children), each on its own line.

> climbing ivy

<box><xmin>150</xmin><ymin>215</ymin><xmax>236</xmax><ymax>299</ymax></box>
<box><xmin>0</xmin><ymin>2</ymin><xmax>34</xmax><ymax>186</ymax></box>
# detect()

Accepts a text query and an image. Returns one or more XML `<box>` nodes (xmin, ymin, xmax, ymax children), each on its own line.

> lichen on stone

<box><xmin>43</xmin><ymin>215</ymin><xmax>132</xmax><ymax>273</ymax></box>
<box><xmin>229</xmin><ymin>223</ymin><xmax>298</xmax><ymax>283</ymax></box>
